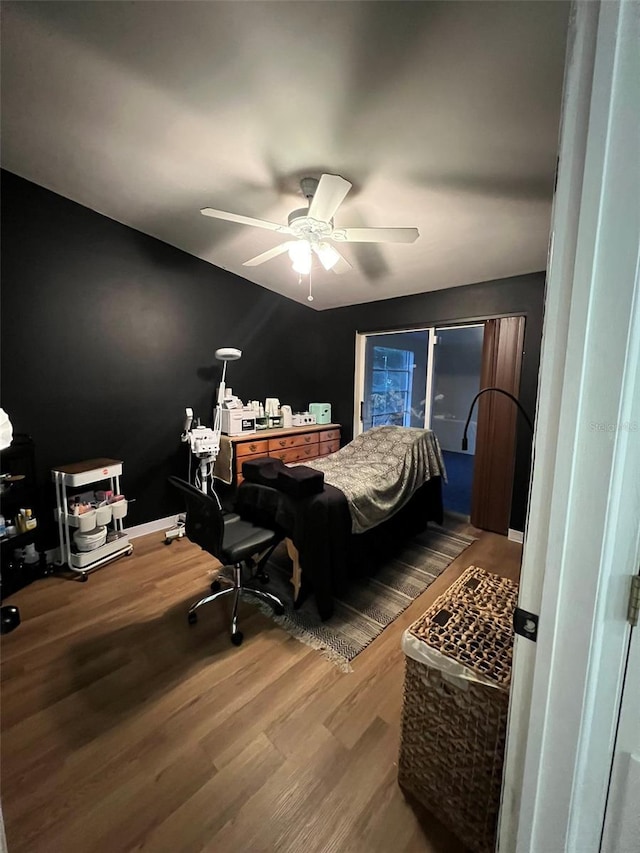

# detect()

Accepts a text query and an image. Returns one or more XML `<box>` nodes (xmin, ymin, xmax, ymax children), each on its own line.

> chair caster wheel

<box><xmin>274</xmin><ymin>603</ymin><xmax>285</xmax><ymax>616</ymax></box>
<box><xmin>210</xmin><ymin>579</ymin><xmax>221</xmax><ymax>592</ymax></box>
<box><xmin>164</xmin><ymin>538</ymin><xmax>172</xmax><ymax>545</ymax></box>
<box><xmin>230</xmin><ymin>631</ymin><xmax>244</xmax><ymax>646</ymax></box>
<box><xmin>80</xmin><ymin>574</ymin><xmax>88</xmax><ymax>583</ymax></box>
<box><xmin>187</xmin><ymin>612</ymin><xmax>197</xmax><ymax>625</ymax></box>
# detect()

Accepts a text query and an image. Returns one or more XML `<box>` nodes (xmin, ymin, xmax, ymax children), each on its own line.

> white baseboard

<box><xmin>508</xmin><ymin>528</ymin><xmax>524</xmax><ymax>544</ymax></box>
<box><xmin>124</xmin><ymin>515</ymin><xmax>181</xmax><ymax>540</ymax></box>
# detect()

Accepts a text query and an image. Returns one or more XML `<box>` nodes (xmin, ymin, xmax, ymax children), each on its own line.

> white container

<box><xmin>75</xmin><ymin>510</ymin><xmax>97</xmax><ymax>532</ymax></box>
<box><xmin>221</xmin><ymin>408</ymin><xmax>256</xmax><ymax>436</ymax></box>
<box><xmin>292</xmin><ymin>412</ymin><xmax>317</xmax><ymax>426</ymax></box>
<box><xmin>281</xmin><ymin>405</ymin><xmax>293</xmax><ymax>428</ymax></box>
<box><xmin>69</xmin><ymin>535</ymin><xmax>132</xmax><ymax>569</ymax></box>
<box><xmin>73</xmin><ymin>526</ymin><xmax>107</xmax><ymax>552</ymax></box>
<box><xmin>110</xmin><ymin>499</ymin><xmax>128</xmax><ymax>520</ymax></box>
<box><xmin>95</xmin><ymin>504</ymin><xmax>113</xmax><ymax>526</ymax></box>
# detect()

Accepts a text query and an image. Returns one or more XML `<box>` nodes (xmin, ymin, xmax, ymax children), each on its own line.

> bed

<box><xmin>234</xmin><ymin>426</ymin><xmax>446</xmax><ymax>619</ymax></box>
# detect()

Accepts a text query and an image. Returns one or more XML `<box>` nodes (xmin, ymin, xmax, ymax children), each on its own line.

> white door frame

<box><xmin>601</xmin><ymin>594</ymin><xmax>640</xmax><ymax>853</ymax></box>
<box><xmin>500</xmin><ymin>2</ymin><xmax>640</xmax><ymax>851</ymax></box>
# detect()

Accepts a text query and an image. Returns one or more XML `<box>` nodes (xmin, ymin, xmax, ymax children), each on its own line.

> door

<box><xmin>500</xmin><ymin>3</ymin><xmax>640</xmax><ymax>850</ymax></box>
<box><xmin>429</xmin><ymin>325</ymin><xmax>484</xmax><ymax>515</ymax></box>
<box><xmin>471</xmin><ymin>316</ymin><xmax>525</xmax><ymax>534</ymax></box>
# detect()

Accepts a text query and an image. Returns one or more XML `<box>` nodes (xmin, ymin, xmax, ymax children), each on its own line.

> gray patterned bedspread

<box><xmin>303</xmin><ymin>426</ymin><xmax>446</xmax><ymax>534</ymax></box>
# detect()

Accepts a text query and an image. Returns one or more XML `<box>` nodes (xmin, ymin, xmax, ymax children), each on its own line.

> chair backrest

<box><xmin>167</xmin><ymin>476</ymin><xmax>225</xmax><ymax>560</ymax></box>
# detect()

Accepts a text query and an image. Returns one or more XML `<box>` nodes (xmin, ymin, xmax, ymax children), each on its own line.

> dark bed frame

<box><xmin>234</xmin><ymin>476</ymin><xmax>443</xmax><ymax>620</ymax></box>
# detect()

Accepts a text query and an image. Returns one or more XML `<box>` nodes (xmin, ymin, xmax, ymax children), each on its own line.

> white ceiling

<box><xmin>0</xmin><ymin>1</ymin><xmax>569</xmax><ymax>310</ymax></box>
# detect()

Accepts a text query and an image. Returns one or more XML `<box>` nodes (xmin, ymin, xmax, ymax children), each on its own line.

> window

<box><xmin>369</xmin><ymin>346</ymin><xmax>414</xmax><ymax>428</ymax></box>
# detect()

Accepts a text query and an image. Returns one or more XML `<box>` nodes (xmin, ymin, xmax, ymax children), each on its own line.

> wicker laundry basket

<box><xmin>398</xmin><ymin>565</ymin><xmax>519</xmax><ymax>853</ymax></box>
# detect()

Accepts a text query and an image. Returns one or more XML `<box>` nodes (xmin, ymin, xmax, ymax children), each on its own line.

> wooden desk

<box><xmin>229</xmin><ymin>423</ymin><xmax>341</xmax><ymax>485</ymax></box>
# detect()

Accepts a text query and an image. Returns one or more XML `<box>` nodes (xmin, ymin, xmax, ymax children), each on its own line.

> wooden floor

<box><xmin>1</xmin><ymin>523</ymin><xmax>521</xmax><ymax>853</ymax></box>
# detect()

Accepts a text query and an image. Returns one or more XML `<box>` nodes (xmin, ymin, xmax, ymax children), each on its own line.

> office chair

<box><xmin>168</xmin><ymin>476</ymin><xmax>284</xmax><ymax>646</ymax></box>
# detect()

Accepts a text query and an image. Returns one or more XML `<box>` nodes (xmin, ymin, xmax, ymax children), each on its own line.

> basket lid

<box><xmin>407</xmin><ymin>565</ymin><xmax>519</xmax><ymax>689</ymax></box>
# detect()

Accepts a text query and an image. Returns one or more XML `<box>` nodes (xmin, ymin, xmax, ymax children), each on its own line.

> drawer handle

<box><xmin>279</xmin><ymin>439</ymin><xmax>287</xmax><ymax>447</ymax></box>
<box><xmin>249</xmin><ymin>443</ymin><xmax>257</xmax><ymax>452</ymax></box>
<box><xmin>304</xmin><ymin>436</ymin><xmax>312</xmax><ymax>443</ymax></box>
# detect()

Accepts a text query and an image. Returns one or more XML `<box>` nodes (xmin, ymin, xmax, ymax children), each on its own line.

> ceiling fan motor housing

<box><xmin>288</xmin><ymin>177</ymin><xmax>333</xmax><ymax>241</ymax></box>
<box><xmin>287</xmin><ymin>208</ymin><xmax>333</xmax><ymax>241</ymax></box>
<box><xmin>300</xmin><ymin>177</ymin><xmax>319</xmax><ymax>200</ymax></box>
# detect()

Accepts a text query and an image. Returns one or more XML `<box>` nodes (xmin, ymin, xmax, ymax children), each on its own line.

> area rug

<box><xmin>249</xmin><ymin>524</ymin><xmax>476</xmax><ymax>671</ymax></box>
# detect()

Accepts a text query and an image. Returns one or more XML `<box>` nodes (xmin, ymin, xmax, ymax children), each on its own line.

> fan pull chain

<box><xmin>307</xmin><ymin>270</ymin><xmax>313</xmax><ymax>302</ymax></box>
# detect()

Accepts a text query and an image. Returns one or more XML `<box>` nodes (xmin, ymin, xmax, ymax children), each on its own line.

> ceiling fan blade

<box><xmin>332</xmin><ymin>226</ymin><xmax>419</xmax><ymax>243</ymax></box>
<box><xmin>243</xmin><ymin>242</ymin><xmax>291</xmax><ymax>267</ymax></box>
<box><xmin>330</xmin><ymin>251</ymin><xmax>352</xmax><ymax>275</ymax></box>
<box><xmin>201</xmin><ymin>207</ymin><xmax>291</xmax><ymax>234</ymax></box>
<box><xmin>307</xmin><ymin>174</ymin><xmax>352</xmax><ymax>222</ymax></box>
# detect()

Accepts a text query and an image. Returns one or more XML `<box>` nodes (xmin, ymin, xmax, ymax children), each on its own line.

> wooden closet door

<box><xmin>471</xmin><ymin>316</ymin><xmax>525</xmax><ymax>534</ymax></box>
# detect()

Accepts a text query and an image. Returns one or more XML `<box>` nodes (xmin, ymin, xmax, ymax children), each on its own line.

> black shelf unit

<box><xmin>1</xmin><ymin>434</ymin><xmax>42</xmax><ymax>600</ymax></box>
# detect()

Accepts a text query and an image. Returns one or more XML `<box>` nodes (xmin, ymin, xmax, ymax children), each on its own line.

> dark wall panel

<box><xmin>0</xmin><ymin>171</ymin><xmax>326</xmax><ymax>534</ymax></box>
<box><xmin>317</xmin><ymin>273</ymin><xmax>545</xmax><ymax>530</ymax></box>
<box><xmin>1</xmin><ymin>171</ymin><xmax>544</xmax><ymax>541</ymax></box>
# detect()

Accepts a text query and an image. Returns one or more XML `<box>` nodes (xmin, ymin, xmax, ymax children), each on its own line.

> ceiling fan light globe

<box><xmin>315</xmin><ymin>243</ymin><xmax>340</xmax><ymax>271</ymax></box>
<box><xmin>292</xmin><ymin>257</ymin><xmax>312</xmax><ymax>275</ymax></box>
<box><xmin>288</xmin><ymin>240</ymin><xmax>312</xmax><ymax>275</ymax></box>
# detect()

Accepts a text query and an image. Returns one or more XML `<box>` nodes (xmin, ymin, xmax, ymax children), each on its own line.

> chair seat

<box><xmin>221</xmin><ymin>518</ymin><xmax>275</xmax><ymax>565</ymax></box>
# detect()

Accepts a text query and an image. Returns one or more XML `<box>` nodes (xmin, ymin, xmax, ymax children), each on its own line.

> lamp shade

<box><xmin>215</xmin><ymin>347</ymin><xmax>242</xmax><ymax>361</ymax></box>
<box><xmin>0</xmin><ymin>409</ymin><xmax>13</xmax><ymax>450</ymax></box>
<box><xmin>315</xmin><ymin>242</ymin><xmax>340</xmax><ymax>271</ymax></box>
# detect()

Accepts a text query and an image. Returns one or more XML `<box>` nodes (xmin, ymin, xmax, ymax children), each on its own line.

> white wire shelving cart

<box><xmin>52</xmin><ymin>458</ymin><xmax>133</xmax><ymax>580</ymax></box>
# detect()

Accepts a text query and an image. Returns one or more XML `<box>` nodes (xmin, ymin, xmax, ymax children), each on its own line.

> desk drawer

<box><xmin>318</xmin><ymin>439</ymin><xmax>340</xmax><ymax>457</ymax></box>
<box><xmin>319</xmin><ymin>428</ymin><xmax>340</xmax><ymax>443</ymax></box>
<box><xmin>235</xmin><ymin>439</ymin><xmax>270</xmax><ymax>458</ymax></box>
<box><xmin>268</xmin><ymin>433</ymin><xmax>319</xmax><ymax>451</ymax></box>
<box><xmin>271</xmin><ymin>445</ymin><xmax>318</xmax><ymax>464</ymax></box>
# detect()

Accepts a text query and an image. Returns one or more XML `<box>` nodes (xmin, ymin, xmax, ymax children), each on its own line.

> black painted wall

<box><xmin>0</xmin><ymin>171</ymin><xmax>327</xmax><ymax>537</ymax></box>
<box><xmin>317</xmin><ymin>273</ymin><xmax>546</xmax><ymax>531</ymax></box>
<box><xmin>1</xmin><ymin>171</ymin><xmax>544</xmax><ymax>540</ymax></box>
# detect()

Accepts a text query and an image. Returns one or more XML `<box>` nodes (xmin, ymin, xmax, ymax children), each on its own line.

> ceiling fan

<box><xmin>201</xmin><ymin>174</ymin><xmax>419</xmax><ymax>276</ymax></box>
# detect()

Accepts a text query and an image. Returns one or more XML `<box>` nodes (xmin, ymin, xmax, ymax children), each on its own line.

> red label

<box><xmin>102</xmin><ymin>468</ymin><xmax>109</xmax><ymax>475</ymax></box>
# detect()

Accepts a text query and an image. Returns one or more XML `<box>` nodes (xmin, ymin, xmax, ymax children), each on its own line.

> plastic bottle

<box><xmin>0</xmin><ymin>514</ymin><xmax>6</xmax><ymax>538</ymax></box>
<box><xmin>23</xmin><ymin>543</ymin><xmax>39</xmax><ymax>564</ymax></box>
